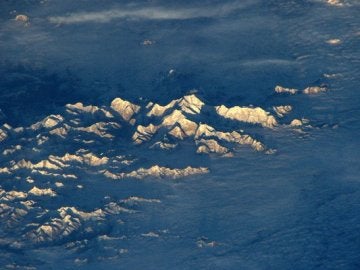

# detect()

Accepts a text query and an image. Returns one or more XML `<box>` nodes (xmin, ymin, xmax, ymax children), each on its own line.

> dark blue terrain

<box><xmin>0</xmin><ymin>0</ymin><xmax>359</xmax><ymax>269</ymax></box>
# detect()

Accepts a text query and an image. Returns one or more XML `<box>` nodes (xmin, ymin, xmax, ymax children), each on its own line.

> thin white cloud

<box><xmin>48</xmin><ymin>3</ymin><xmax>252</xmax><ymax>24</ymax></box>
<box><xmin>240</xmin><ymin>59</ymin><xmax>295</xmax><ymax>67</ymax></box>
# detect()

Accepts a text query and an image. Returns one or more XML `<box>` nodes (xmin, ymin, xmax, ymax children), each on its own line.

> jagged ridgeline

<box><xmin>0</xmin><ymin>88</ymin><xmax>325</xmax><ymax>179</ymax></box>
<box><xmin>0</xmin><ymin>87</ymin><xmax>326</xmax><ymax>247</ymax></box>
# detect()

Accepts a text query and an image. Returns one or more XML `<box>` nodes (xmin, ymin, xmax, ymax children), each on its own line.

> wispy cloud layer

<box><xmin>48</xmin><ymin>3</ymin><xmax>251</xmax><ymax>24</ymax></box>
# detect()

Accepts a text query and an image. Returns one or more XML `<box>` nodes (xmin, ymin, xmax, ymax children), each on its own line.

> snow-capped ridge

<box><xmin>196</xmin><ymin>139</ymin><xmax>232</xmax><ymax>157</ymax></box>
<box><xmin>274</xmin><ymin>85</ymin><xmax>298</xmax><ymax>94</ymax></box>
<box><xmin>31</xmin><ymin>115</ymin><xmax>64</xmax><ymax>130</ymax></box>
<box><xmin>132</xmin><ymin>124</ymin><xmax>159</xmax><ymax>144</ymax></box>
<box><xmin>147</xmin><ymin>94</ymin><xmax>204</xmax><ymax>117</ymax></box>
<box><xmin>0</xmin><ymin>88</ymin><xmax>331</xmax><ymax>254</ymax></box>
<box><xmin>29</xmin><ymin>186</ymin><xmax>56</xmax><ymax>197</ymax></box>
<box><xmin>0</xmin><ymin>124</ymin><xmax>11</xmax><ymax>142</ymax></box>
<box><xmin>273</xmin><ymin>105</ymin><xmax>292</xmax><ymax>117</ymax></box>
<box><xmin>147</xmin><ymin>100</ymin><xmax>177</xmax><ymax>117</ymax></box>
<box><xmin>121</xmin><ymin>196</ymin><xmax>161</xmax><ymax>204</ymax></box>
<box><xmin>66</xmin><ymin>102</ymin><xmax>114</xmax><ymax>118</ymax></box>
<box><xmin>111</xmin><ymin>97</ymin><xmax>140</xmax><ymax>122</ymax></box>
<box><xmin>275</xmin><ymin>85</ymin><xmax>328</xmax><ymax>95</ymax></box>
<box><xmin>303</xmin><ymin>86</ymin><xmax>327</xmax><ymax>95</ymax></box>
<box><xmin>161</xmin><ymin>110</ymin><xmax>198</xmax><ymax>139</ymax></box>
<box><xmin>103</xmin><ymin>165</ymin><xmax>209</xmax><ymax>180</ymax></box>
<box><xmin>215</xmin><ymin>105</ymin><xmax>277</xmax><ymax>128</ymax></box>
<box><xmin>177</xmin><ymin>94</ymin><xmax>204</xmax><ymax>114</ymax></box>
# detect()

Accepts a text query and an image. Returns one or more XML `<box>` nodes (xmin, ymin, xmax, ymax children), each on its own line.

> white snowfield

<box><xmin>275</xmin><ymin>85</ymin><xmax>328</xmax><ymax>95</ymax></box>
<box><xmin>215</xmin><ymin>105</ymin><xmax>278</xmax><ymax>128</ymax></box>
<box><xmin>274</xmin><ymin>85</ymin><xmax>298</xmax><ymax>94</ymax></box>
<box><xmin>0</xmin><ymin>91</ymin><xmax>322</xmax><ymax>246</ymax></box>
<box><xmin>326</xmin><ymin>0</ymin><xmax>345</xmax><ymax>7</ymax></box>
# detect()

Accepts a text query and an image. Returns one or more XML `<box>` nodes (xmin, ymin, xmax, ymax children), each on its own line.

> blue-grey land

<box><xmin>0</xmin><ymin>0</ymin><xmax>359</xmax><ymax>269</ymax></box>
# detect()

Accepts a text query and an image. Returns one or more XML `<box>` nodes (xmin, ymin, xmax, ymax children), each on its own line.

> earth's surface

<box><xmin>0</xmin><ymin>0</ymin><xmax>360</xmax><ymax>269</ymax></box>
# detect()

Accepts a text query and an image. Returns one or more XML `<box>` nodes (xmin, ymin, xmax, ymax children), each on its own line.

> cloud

<box><xmin>48</xmin><ymin>2</ymin><xmax>252</xmax><ymax>24</ymax></box>
<box><xmin>240</xmin><ymin>59</ymin><xmax>296</xmax><ymax>67</ymax></box>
